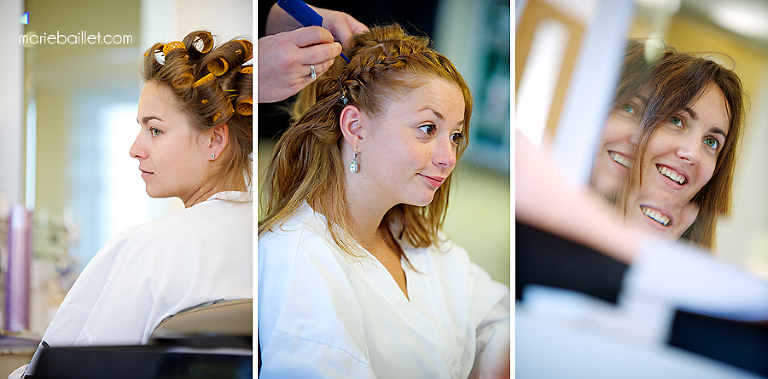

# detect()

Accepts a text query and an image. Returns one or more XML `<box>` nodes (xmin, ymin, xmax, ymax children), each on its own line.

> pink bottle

<box><xmin>5</xmin><ymin>204</ymin><xmax>32</xmax><ymax>332</ymax></box>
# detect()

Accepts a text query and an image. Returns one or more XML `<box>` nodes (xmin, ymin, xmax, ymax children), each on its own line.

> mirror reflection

<box><xmin>516</xmin><ymin>0</ymin><xmax>768</xmax><ymax>278</ymax></box>
<box><xmin>590</xmin><ymin>37</ymin><xmax>743</xmax><ymax>248</ymax></box>
<box><xmin>585</xmin><ymin>0</ymin><xmax>768</xmax><ymax>278</ymax></box>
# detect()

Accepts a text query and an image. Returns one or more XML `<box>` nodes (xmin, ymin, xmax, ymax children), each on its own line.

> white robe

<box><xmin>258</xmin><ymin>203</ymin><xmax>510</xmax><ymax>378</ymax></box>
<box><xmin>39</xmin><ymin>191</ymin><xmax>253</xmax><ymax>347</ymax></box>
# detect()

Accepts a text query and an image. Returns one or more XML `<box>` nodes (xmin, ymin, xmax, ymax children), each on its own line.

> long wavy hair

<box><xmin>259</xmin><ymin>24</ymin><xmax>473</xmax><ymax>257</ymax></box>
<box><xmin>622</xmin><ymin>50</ymin><xmax>745</xmax><ymax>250</ymax></box>
<box><xmin>141</xmin><ymin>30</ymin><xmax>253</xmax><ymax>193</ymax></box>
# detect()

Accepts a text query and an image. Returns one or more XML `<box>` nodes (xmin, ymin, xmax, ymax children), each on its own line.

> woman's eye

<box><xmin>622</xmin><ymin>103</ymin><xmax>636</xmax><ymax>115</ymax></box>
<box><xmin>419</xmin><ymin>125</ymin><xmax>436</xmax><ymax>136</ymax></box>
<box><xmin>150</xmin><ymin>127</ymin><xmax>162</xmax><ymax>136</ymax></box>
<box><xmin>669</xmin><ymin>116</ymin><xmax>683</xmax><ymax>128</ymax></box>
<box><xmin>451</xmin><ymin>132</ymin><xmax>464</xmax><ymax>144</ymax></box>
<box><xmin>704</xmin><ymin>136</ymin><xmax>719</xmax><ymax>150</ymax></box>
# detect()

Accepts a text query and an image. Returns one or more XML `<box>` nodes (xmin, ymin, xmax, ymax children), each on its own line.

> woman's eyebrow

<box><xmin>684</xmin><ymin>107</ymin><xmax>698</xmax><ymax>121</ymax></box>
<box><xmin>630</xmin><ymin>95</ymin><xmax>647</xmax><ymax>105</ymax></box>
<box><xmin>711</xmin><ymin>126</ymin><xmax>727</xmax><ymax>138</ymax></box>
<box><xmin>418</xmin><ymin>106</ymin><xmax>444</xmax><ymax>120</ymax></box>
<box><xmin>137</xmin><ymin>116</ymin><xmax>163</xmax><ymax>125</ymax></box>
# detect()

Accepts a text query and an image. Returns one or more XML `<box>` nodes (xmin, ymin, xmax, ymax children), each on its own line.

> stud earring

<box><xmin>349</xmin><ymin>152</ymin><xmax>359</xmax><ymax>173</ymax></box>
<box><xmin>211</xmin><ymin>153</ymin><xmax>215</xmax><ymax>159</ymax></box>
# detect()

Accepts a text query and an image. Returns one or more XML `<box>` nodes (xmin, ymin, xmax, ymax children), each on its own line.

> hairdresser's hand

<box><xmin>266</xmin><ymin>3</ymin><xmax>367</xmax><ymax>44</ymax></box>
<box><xmin>258</xmin><ymin>26</ymin><xmax>342</xmax><ymax>103</ymax></box>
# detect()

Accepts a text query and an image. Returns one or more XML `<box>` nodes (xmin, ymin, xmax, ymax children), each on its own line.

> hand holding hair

<box><xmin>258</xmin><ymin>26</ymin><xmax>341</xmax><ymax>103</ymax></box>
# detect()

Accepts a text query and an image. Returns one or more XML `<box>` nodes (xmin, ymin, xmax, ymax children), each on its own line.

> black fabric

<box><xmin>515</xmin><ymin>222</ymin><xmax>629</xmax><ymax>304</ymax></box>
<box><xmin>30</xmin><ymin>344</ymin><xmax>252</xmax><ymax>379</ymax></box>
<box><xmin>516</xmin><ymin>222</ymin><xmax>768</xmax><ymax>374</ymax></box>
<box><xmin>669</xmin><ymin>310</ymin><xmax>768</xmax><ymax>377</ymax></box>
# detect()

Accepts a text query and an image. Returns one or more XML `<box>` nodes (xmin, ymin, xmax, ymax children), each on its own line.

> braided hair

<box><xmin>259</xmin><ymin>24</ymin><xmax>473</xmax><ymax>257</ymax></box>
<box><xmin>141</xmin><ymin>30</ymin><xmax>253</xmax><ymax>194</ymax></box>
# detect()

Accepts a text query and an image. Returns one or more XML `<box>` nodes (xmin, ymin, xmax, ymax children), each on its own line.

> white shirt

<box><xmin>622</xmin><ymin>238</ymin><xmax>768</xmax><ymax>321</ymax></box>
<box><xmin>39</xmin><ymin>191</ymin><xmax>253</xmax><ymax>347</ymax></box>
<box><xmin>258</xmin><ymin>203</ymin><xmax>510</xmax><ymax>378</ymax></box>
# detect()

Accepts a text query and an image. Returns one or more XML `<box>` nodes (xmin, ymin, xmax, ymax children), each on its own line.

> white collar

<box><xmin>206</xmin><ymin>191</ymin><xmax>252</xmax><ymax>202</ymax></box>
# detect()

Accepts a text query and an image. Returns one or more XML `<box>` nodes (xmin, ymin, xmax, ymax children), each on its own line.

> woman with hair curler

<box><xmin>14</xmin><ymin>30</ymin><xmax>254</xmax><ymax>378</ymax></box>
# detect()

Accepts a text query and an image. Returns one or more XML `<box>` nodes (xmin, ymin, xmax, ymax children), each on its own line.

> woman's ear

<box><xmin>340</xmin><ymin>105</ymin><xmax>364</xmax><ymax>151</ymax></box>
<box><xmin>208</xmin><ymin>124</ymin><xmax>230</xmax><ymax>160</ymax></box>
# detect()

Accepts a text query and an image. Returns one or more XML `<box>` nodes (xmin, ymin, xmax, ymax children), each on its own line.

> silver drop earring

<box><xmin>349</xmin><ymin>152</ymin><xmax>359</xmax><ymax>173</ymax></box>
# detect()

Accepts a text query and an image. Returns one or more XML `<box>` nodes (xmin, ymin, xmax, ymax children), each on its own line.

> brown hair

<box><xmin>141</xmin><ymin>30</ymin><xmax>253</xmax><ymax>193</ymax></box>
<box><xmin>259</xmin><ymin>24</ymin><xmax>473</xmax><ymax>257</ymax></box>
<box><xmin>612</xmin><ymin>39</ymin><xmax>675</xmax><ymax>111</ymax></box>
<box><xmin>626</xmin><ymin>51</ymin><xmax>745</xmax><ymax>250</ymax></box>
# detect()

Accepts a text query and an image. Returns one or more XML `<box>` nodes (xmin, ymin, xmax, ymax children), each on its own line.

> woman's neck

<box><xmin>344</xmin><ymin>178</ymin><xmax>395</xmax><ymax>249</ymax></box>
<box><xmin>184</xmin><ymin>183</ymin><xmax>218</xmax><ymax>208</ymax></box>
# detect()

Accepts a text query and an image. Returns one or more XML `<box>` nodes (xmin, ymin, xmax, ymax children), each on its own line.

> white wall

<box><xmin>141</xmin><ymin>0</ymin><xmax>253</xmax><ymax>48</ymax></box>
<box><xmin>716</xmin><ymin>63</ymin><xmax>768</xmax><ymax>279</ymax></box>
<box><xmin>0</xmin><ymin>0</ymin><xmax>25</xmax><ymax>210</ymax></box>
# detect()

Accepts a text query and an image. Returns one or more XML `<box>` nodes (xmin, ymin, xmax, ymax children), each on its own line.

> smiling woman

<box><xmin>590</xmin><ymin>38</ymin><xmax>673</xmax><ymax>199</ymax></box>
<box><xmin>586</xmin><ymin>38</ymin><xmax>744</xmax><ymax>248</ymax></box>
<box><xmin>618</xmin><ymin>50</ymin><xmax>745</xmax><ymax>249</ymax></box>
<box><xmin>258</xmin><ymin>24</ymin><xmax>510</xmax><ymax>378</ymax></box>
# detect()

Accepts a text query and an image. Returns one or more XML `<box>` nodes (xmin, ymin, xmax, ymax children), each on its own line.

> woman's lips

<box><xmin>420</xmin><ymin>174</ymin><xmax>445</xmax><ymax>188</ymax></box>
<box><xmin>140</xmin><ymin>168</ymin><xmax>153</xmax><ymax>178</ymax></box>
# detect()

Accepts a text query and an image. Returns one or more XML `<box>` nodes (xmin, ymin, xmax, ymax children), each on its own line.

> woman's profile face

<box><xmin>625</xmin><ymin>84</ymin><xmax>730</xmax><ymax>238</ymax></box>
<box><xmin>590</xmin><ymin>96</ymin><xmax>646</xmax><ymax>197</ymax></box>
<box><xmin>131</xmin><ymin>81</ymin><xmax>211</xmax><ymax>201</ymax></box>
<box><xmin>358</xmin><ymin>78</ymin><xmax>465</xmax><ymax>208</ymax></box>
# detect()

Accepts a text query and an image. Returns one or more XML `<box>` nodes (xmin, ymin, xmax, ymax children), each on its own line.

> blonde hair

<box><xmin>141</xmin><ymin>30</ymin><xmax>253</xmax><ymax>193</ymax></box>
<box><xmin>259</xmin><ymin>24</ymin><xmax>473</xmax><ymax>256</ymax></box>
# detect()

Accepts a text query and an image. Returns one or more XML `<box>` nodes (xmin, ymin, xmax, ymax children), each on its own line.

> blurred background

<box><xmin>0</xmin><ymin>0</ymin><xmax>252</xmax><ymax>337</ymax></box>
<box><xmin>258</xmin><ymin>0</ymin><xmax>511</xmax><ymax>286</ymax></box>
<box><xmin>517</xmin><ymin>0</ymin><xmax>768</xmax><ymax>280</ymax></box>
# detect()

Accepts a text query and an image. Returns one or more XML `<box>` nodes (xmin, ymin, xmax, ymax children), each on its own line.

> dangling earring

<box><xmin>349</xmin><ymin>152</ymin><xmax>359</xmax><ymax>173</ymax></box>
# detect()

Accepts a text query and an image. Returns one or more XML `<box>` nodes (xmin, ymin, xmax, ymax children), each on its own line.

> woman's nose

<box><xmin>129</xmin><ymin>134</ymin><xmax>146</xmax><ymax>159</ymax></box>
<box><xmin>676</xmin><ymin>137</ymin><xmax>701</xmax><ymax>164</ymax></box>
<box><xmin>433</xmin><ymin>138</ymin><xmax>457</xmax><ymax>169</ymax></box>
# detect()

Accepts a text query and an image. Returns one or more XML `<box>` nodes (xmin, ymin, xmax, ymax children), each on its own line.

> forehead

<box><xmin>692</xmin><ymin>84</ymin><xmax>730</xmax><ymax>134</ymax></box>
<box><xmin>138</xmin><ymin>81</ymin><xmax>177</xmax><ymax>114</ymax></box>
<box><xmin>379</xmin><ymin>79</ymin><xmax>465</xmax><ymax>120</ymax></box>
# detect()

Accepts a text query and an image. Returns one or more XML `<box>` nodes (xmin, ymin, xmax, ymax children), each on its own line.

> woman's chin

<box><xmin>144</xmin><ymin>187</ymin><xmax>166</xmax><ymax>199</ymax></box>
<box><xmin>408</xmin><ymin>194</ymin><xmax>436</xmax><ymax>207</ymax></box>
